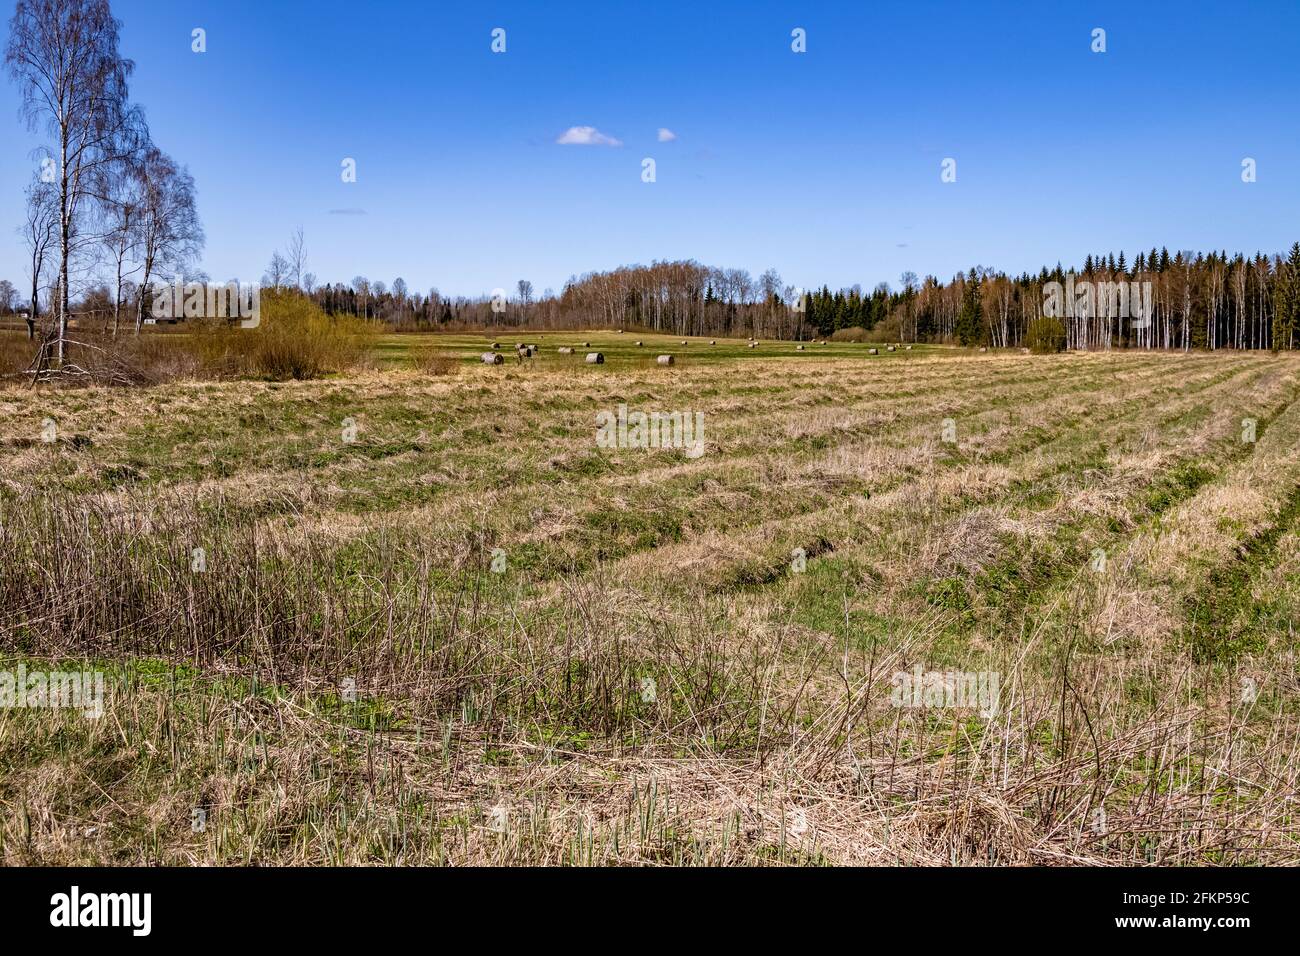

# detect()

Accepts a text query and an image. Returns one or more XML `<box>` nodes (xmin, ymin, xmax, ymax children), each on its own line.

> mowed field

<box><xmin>2</xmin><ymin>332</ymin><xmax>1299</xmax><ymax>865</ymax></box>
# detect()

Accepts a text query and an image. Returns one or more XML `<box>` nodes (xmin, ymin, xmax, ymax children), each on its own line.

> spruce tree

<box><xmin>955</xmin><ymin>275</ymin><xmax>983</xmax><ymax>346</ymax></box>
<box><xmin>1274</xmin><ymin>243</ymin><xmax>1300</xmax><ymax>350</ymax></box>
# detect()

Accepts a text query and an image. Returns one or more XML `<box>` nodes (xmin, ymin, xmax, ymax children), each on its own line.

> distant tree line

<box><xmin>886</xmin><ymin>247</ymin><xmax>1300</xmax><ymax>351</ymax></box>
<box><xmin>267</xmin><ymin>246</ymin><xmax>1300</xmax><ymax>351</ymax></box>
<box><xmin>268</xmin><ymin>260</ymin><xmax>806</xmax><ymax>340</ymax></box>
<box><xmin>14</xmin><ymin>232</ymin><xmax>1300</xmax><ymax>353</ymax></box>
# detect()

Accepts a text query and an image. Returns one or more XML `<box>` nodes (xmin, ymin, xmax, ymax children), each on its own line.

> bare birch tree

<box><xmin>6</xmin><ymin>0</ymin><xmax>143</xmax><ymax>364</ymax></box>
<box><xmin>20</xmin><ymin>177</ymin><xmax>58</xmax><ymax>340</ymax></box>
<box><xmin>132</xmin><ymin>147</ymin><xmax>201</xmax><ymax>332</ymax></box>
<box><xmin>286</xmin><ymin>226</ymin><xmax>306</xmax><ymax>289</ymax></box>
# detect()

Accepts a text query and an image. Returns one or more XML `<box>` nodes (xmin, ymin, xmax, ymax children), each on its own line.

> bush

<box><xmin>829</xmin><ymin>326</ymin><xmax>871</xmax><ymax>343</ymax></box>
<box><xmin>1025</xmin><ymin>316</ymin><xmax>1066</xmax><ymax>354</ymax></box>
<box><xmin>193</xmin><ymin>290</ymin><xmax>379</xmax><ymax>380</ymax></box>
<box><xmin>412</xmin><ymin>347</ymin><xmax>458</xmax><ymax>376</ymax></box>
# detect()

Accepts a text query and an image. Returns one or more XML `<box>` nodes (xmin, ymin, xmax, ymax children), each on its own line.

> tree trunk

<box><xmin>28</xmin><ymin>273</ymin><xmax>39</xmax><ymax>340</ymax></box>
<box><xmin>59</xmin><ymin>196</ymin><xmax>70</xmax><ymax>365</ymax></box>
<box><xmin>135</xmin><ymin>252</ymin><xmax>154</xmax><ymax>333</ymax></box>
<box><xmin>113</xmin><ymin>254</ymin><xmax>123</xmax><ymax>337</ymax></box>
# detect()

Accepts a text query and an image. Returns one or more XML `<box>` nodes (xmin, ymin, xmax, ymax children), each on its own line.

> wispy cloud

<box><xmin>657</xmin><ymin>127</ymin><xmax>677</xmax><ymax>142</ymax></box>
<box><xmin>556</xmin><ymin>125</ymin><xmax>623</xmax><ymax>147</ymax></box>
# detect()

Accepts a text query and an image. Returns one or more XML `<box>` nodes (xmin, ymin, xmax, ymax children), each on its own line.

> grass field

<box><xmin>2</xmin><ymin>332</ymin><xmax>1299</xmax><ymax>865</ymax></box>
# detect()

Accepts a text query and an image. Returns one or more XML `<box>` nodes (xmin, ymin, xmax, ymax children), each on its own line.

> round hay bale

<box><xmin>680</xmin><ymin>340</ymin><xmax>688</xmax><ymax>345</ymax></box>
<box><xmin>635</xmin><ymin>340</ymin><xmax>643</xmax><ymax>346</ymax></box>
<box><xmin>490</xmin><ymin>342</ymin><xmax>500</xmax><ymax>349</ymax></box>
<box><xmin>582</xmin><ymin>341</ymin><xmax>590</xmax><ymax>347</ymax></box>
<box><xmin>904</xmin><ymin>345</ymin><xmax>913</xmax><ymax>350</ymax></box>
<box><xmin>979</xmin><ymin>346</ymin><xmax>988</xmax><ymax>353</ymax></box>
<box><xmin>481</xmin><ymin>352</ymin><xmax>504</xmax><ymax>365</ymax></box>
<box><xmin>796</xmin><ymin>345</ymin><xmax>805</xmax><ymax>351</ymax></box>
<box><xmin>709</xmin><ymin>340</ymin><xmax>716</xmax><ymax>345</ymax></box>
<box><xmin>747</xmin><ymin>342</ymin><xmax>757</xmax><ymax>349</ymax></box>
<box><xmin>558</xmin><ymin>347</ymin><xmax>573</xmax><ymax>354</ymax></box>
<box><xmin>585</xmin><ymin>352</ymin><xmax>605</xmax><ymax>364</ymax></box>
<box><xmin>656</xmin><ymin>354</ymin><xmax>674</xmax><ymax>365</ymax></box>
<box><xmin>886</xmin><ymin>345</ymin><xmax>896</xmax><ymax>352</ymax></box>
<box><xmin>868</xmin><ymin>348</ymin><xmax>879</xmax><ymax>355</ymax></box>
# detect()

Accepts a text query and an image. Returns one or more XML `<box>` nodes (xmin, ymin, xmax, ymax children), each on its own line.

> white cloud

<box><xmin>556</xmin><ymin>125</ymin><xmax>623</xmax><ymax>147</ymax></box>
<box><xmin>657</xmin><ymin>128</ymin><xmax>677</xmax><ymax>142</ymax></box>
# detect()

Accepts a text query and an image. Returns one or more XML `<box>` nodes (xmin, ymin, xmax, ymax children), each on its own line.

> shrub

<box><xmin>829</xmin><ymin>326</ymin><xmax>871</xmax><ymax>343</ymax></box>
<box><xmin>412</xmin><ymin>347</ymin><xmax>458</xmax><ymax>376</ymax></box>
<box><xmin>1025</xmin><ymin>316</ymin><xmax>1066</xmax><ymax>354</ymax></box>
<box><xmin>193</xmin><ymin>290</ymin><xmax>379</xmax><ymax>380</ymax></box>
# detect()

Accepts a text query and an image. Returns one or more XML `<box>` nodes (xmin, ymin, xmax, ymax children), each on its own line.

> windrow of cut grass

<box><xmin>610</xmin><ymin>354</ymin><xmax>1259</xmax><ymax>599</ymax></box>
<box><xmin>875</xmin><ymin>361</ymin><xmax>1300</xmax><ymax>642</ymax></box>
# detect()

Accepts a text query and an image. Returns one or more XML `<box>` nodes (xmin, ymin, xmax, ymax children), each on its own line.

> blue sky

<box><xmin>1</xmin><ymin>0</ymin><xmax>1298</xmax><ymax>298</ymax></box>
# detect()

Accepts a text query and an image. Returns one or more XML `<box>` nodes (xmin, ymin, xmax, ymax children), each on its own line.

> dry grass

<box><xmin>0</xmin><ymin>329</ymin><xmax>204</xmax><ymax>386</ymax></box>
<box><xmin>411</xmin><ymin>347</ymin><xmax>459</xmax><ymax>376</ymax></box>
<box><xmin>1</xmin><ymin>344</ymin><xmax>1298</xmax><ymax>865</ymax></box>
